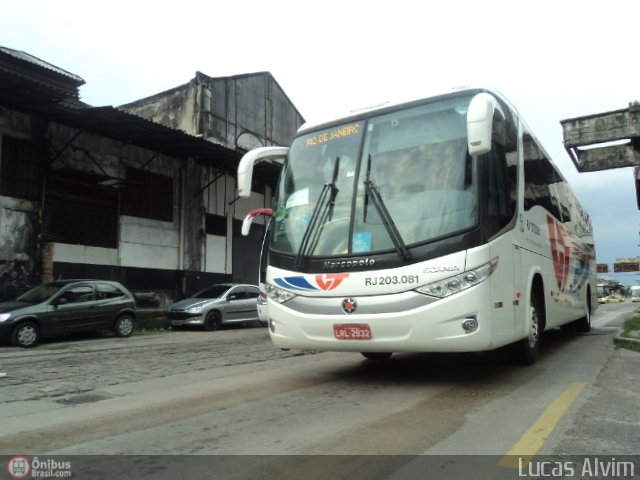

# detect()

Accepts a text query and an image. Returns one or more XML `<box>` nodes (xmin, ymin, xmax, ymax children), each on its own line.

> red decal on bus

<box><xmin>547</xmin><ymin>215</ymin><xmax>571</xmax><ymax>291</ymax></box>
<box><xmin>315</xmin><ymin>273</ymin><xmax>349</xmax><ymax>291</ymax></box>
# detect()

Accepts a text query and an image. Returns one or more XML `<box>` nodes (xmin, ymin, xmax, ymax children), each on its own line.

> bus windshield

<box><xmin>271</xmin><ymin>94</ymin><xmax>477</xmax><ymax>257</ymax></box>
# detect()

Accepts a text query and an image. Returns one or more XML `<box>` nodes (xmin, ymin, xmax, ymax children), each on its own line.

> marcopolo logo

<box><xmin>7</xmin><ymin>456</ymin><xmax>72</xmax><ymax>479</ymax></box>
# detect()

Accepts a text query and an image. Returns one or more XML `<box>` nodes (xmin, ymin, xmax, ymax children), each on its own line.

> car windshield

<box><xmin>16</xmin><ymin>282</ymin><xmax>66</xmax><ymax>303</ymax></box>
<box><xmin>271</xmin><ymin>94</ymin><xmax>477</xmax><ymax>257</ymax></box>
<box><xmin>192</xmin><ymin>285</ymin><xmax>231</xmax><ymax>299</ymax></box>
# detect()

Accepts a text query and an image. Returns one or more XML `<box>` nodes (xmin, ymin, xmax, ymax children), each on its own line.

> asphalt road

<box><xmin>0</xmin><ymin>303</ymin><xmax>638</xmax><ymax>479</ymax></box>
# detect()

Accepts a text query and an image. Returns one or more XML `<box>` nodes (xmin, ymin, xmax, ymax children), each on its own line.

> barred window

<box><xmin>121</xmin><ymin>167</ymin><xmax>173</xmax><ymax>221</ymax></box>
<box><xmin>0</xmin><ymin>136</ymin><xmax>43</xmax><ymax>201</ymax></box>
<box><xmin>43</xmin><ymin>178</ymin><xmax>118</xmax><ymax>248</ymax></box>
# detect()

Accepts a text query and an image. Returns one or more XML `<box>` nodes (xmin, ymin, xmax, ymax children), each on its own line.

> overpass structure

<box><xmin>561</xmin><ymin>101</ymin><xmax>640</xmax><ymax>207</ymax></box>
<box><xmin>561</xmin><ymin>101</ymin><xmax>640</xmax><ymax>275</ymax></box>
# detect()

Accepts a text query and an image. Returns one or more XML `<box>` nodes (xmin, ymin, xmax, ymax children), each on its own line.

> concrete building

<box><xmin>0</xmin><ymin>46</ymin><xmax>303</xmax><ymax>305</ymax></box>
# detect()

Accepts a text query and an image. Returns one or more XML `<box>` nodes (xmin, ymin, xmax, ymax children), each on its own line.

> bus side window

<box><xmin>486</xmin><ymin>143</ymin><xmax>517</xmax><ymax>236</ymax></box>
<box><xmin>523</xmin><ymin>131</ymin><xmax>564</xmax><ymax>222</ymax></box>
<box><xmin>486</xmin><ymin>112</ymin><xmax>517</xmax><ymax>237</ymax></box>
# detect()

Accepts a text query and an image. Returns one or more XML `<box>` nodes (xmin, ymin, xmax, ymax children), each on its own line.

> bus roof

<box><xmin>296</xmin><ymin>85</ymin><xmax>508</xmax><ymax>135</ymax></box>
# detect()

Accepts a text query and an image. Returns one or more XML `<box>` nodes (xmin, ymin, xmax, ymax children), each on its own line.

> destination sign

<box><xmin>305</xmin><ymin>123</ymin><xmax>360</xmax><ymax>147</ymax></box>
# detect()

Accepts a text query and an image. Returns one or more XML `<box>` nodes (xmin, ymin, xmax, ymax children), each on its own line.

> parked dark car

<box><xmin>167</xmin><ymin>283</ymin><xmax>260</xmax><ymax>331</ymax></box>
<box><xmin>0</xmin><ymin>279</ymin><xmax>137</xmax><ymax>348</ymax></box>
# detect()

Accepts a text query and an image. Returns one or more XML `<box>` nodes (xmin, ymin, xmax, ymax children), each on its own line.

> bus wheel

<box><xmin>361</xmin><ymin>352</ymin><xmax>392</xmax><ymax>361</ymax></box>
<box><xmin>574</xmin><ymin>300</ymin><xmax>591</xmax><ymax>333</ymax></box>
<box><xmin>512</xmin><ymin>292</ymin><xmax>541</xmax><ymax>365</ymax></box>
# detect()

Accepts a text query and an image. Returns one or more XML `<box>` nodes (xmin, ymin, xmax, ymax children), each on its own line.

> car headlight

<box><xmin>186</xmin><ymin>305</ymin><xmax>205</xmax><ymax>314</ymax></box>
<box><xmin>0</xmin><ymin>313</ymin><xmax>11</xmax><ymax>323</ymax></box>
<box><xmin>415</xmin><ymin>258</ymin><xmax>498</xmax><ymax>299</ymax></box>
<box><xmin>266</xmin><ymin>283</ymin><xmax>297</xmax><ymax>304</ymax></box>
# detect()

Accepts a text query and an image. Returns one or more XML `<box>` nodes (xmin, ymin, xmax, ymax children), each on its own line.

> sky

<box><xmin>3</xmin><ymin>0</ymin><xmax>640</xmax><ymax>284</ymax></box>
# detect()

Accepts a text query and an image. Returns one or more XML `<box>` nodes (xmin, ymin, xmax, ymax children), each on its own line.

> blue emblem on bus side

<box><xmin>274</xmin><ymin>276</ymin><xmax>319</xmax><ymax>291</ymax></box>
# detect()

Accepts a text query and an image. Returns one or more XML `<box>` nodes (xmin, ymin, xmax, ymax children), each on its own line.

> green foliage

<box><xmin>617</xmin><ymin>316</ymin><xmax>640</xmax><ymax>353</ymax></box>
<box><xmin>621</xmin><ymin>316</ymin><xmax>640</xmax><ymax>339</ymax></box>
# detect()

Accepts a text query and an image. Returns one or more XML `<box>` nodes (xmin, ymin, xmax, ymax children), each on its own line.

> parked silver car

<box><xmin>167</xmin><ymin>283</ymin><xmax>260</xmax><ymax>331</ymax></box>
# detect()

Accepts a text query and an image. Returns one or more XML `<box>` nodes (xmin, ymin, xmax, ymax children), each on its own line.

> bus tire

<box><xmin>512</xmin><ymin>290</ymin><xmax>541</xmax><ymax>365</ymax></box>
<box><xmin>574</xmin><ymin>295</ymin><xmax>592</xmax><ymax>333</ymax></box>
<box><xmin>361</xmin><ymin>352</ymin><xmax>392</xmax><ymax>361</ymax></box>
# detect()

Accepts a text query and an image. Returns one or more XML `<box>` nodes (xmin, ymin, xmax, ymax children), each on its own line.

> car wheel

<box><xmin>11</xmin><ymin>321</ymin><xmax>40</xmax><ymax>348</ymax></box>
<box><xmin>361</xmin><ymin>352</ymin><xmax>392</xmax><ymax>361</ymax></box>
<box><xmin>203</xmin><ymin>312</ymin><xmax>222</xmax><ymax>331</ymax></box>
<box><xmin>512</xmin><ymin>291</ymin><xmax>541</xmax><ymax>365</ymax></box>
<box><xmin>114</xmin><ymin>314</ymin><xmax>135</xmax><ymax>337</ymax></box>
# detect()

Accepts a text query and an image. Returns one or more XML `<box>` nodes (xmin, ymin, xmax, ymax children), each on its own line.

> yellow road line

<box><xmin>498</xmin><ymin>382</ymin><xmax>586</xmax><ymax>468</ymax></box>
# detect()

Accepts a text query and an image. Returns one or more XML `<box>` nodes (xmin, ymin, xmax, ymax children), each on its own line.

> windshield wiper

<box><xmin>363</xmin><ymin>154</ymin><xmax>411</xmax><ymax>260</ymax></box>
<box><xmin>295</xmin><ymin>157</ymin><xmax>341</xmax><ymax>268</ymax></box>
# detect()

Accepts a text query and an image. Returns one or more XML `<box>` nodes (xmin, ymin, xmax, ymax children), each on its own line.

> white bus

<box><xmin>238</xmin><ymin>87</ymin><xmax>596</xmax><ymax>364</ymax></box>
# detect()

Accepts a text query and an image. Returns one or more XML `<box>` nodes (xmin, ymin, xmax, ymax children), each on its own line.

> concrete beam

<box><xmin>569</xmin><ymin>142</ymin><xmax>640</xmax><ymax>172</ymax></box>
<box><xmin>561</xmin><ymin>105</ymin><xmax>640</xmax><ymax>148</ymax></box>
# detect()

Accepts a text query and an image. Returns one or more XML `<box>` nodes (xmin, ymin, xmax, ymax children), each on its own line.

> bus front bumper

<box><xmin>267</xmin><ymin>284</ymin><xmax>495</xmax><ymax>353</ymax></box>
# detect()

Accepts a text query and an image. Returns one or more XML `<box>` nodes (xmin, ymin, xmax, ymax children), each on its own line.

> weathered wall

<box><xmin>121</xmin><ymin>72</ymin><xmax>305</xmax><ymax>151</ymax></box>
<box><xmin>0</xmin><ymin>108</ymin><xmax>45</xmax><ymax>299</ymax></box>
<box><xmin>45</xmin><ymin>123</ymin><xmax>189</xmax><ymax>280</ymax></box>
<box><xmin>0</xmin><ymin>197</ymin><xmax>39</xmax><ymax>299</ymax></box>
<box><xmin>120</xmin><ymin>84</ymin><xmax>198</xmax><ymax>135</ymax></box>
<box><xmin>0</xmin><ymin>108</ymin><xmax>216</xmax><ymax>302</ymax></box>
<box><xmin>198</xmin><ymin>72</ymin><xmax>304</xmax><ymax>149</ymax></box>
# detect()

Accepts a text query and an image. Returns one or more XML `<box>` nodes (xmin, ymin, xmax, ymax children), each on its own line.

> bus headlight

<box><xmin>266</xmin><ymin>283</ymin><xmax>297</xmax><ymax>304</ymax></box>
<box><xmin>415</xmin><ymin>258</ymin><xmax>498</xmax><ymax>299</ymax></box>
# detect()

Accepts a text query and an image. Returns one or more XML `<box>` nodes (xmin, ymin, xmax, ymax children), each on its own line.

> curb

<box><xmin>613</xmin><ymin>335</ymin><xmax>640</xmax><ymax>349</ymax></box>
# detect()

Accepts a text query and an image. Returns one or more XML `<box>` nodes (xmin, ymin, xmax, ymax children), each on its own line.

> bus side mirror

<box><xmin>466</xmin><ymin>92</ymin><xmax>505</xmax><ymax>156</ymax></box>
<box><xmin>237</xmin><ymin>146</ymin><xmax>289</xmax><ymax>198</ymax></box>
<box><xmin>242</xmin><ymin>208</ymin><xmax>273</xmax><ymax>236</ymax></box>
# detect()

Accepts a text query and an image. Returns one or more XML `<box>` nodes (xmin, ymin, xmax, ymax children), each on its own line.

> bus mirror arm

<box><xmin>237</xmin><ymin>147</ymin><xmax>289</xmax><ymax>198</ymax></box>
<box><xmin>242</xmin><ymin>208</ymin><xmax>273</xmax><ymax>236</ymax></box>
<box><xmin>466</xmin><ymin>93</ymin><xmax>505</xmax><ymax>156</ymax></box>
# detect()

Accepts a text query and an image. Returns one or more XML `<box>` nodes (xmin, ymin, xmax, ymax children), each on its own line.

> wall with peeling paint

<box><xmin>0</xmin><ymin>109</ymin><xmax>44</xmax><ymax>300</ymax></box>
<box><xmin>0</xmin><ymin>68</ymin><xmax>304</xmax><ymax>306</ymax></box>
<box><xmin>120</xmin><ymin>71</ymin><xmax>305</xmax><ymax>292</ymax></box>
<box><xmin>0</xmin><ymin>105</ymin><xmax>218</xmax><ymax>304</ymax></box>
<box><xmin>0</xmin><ymin>197</ymin><xmax>39</xmax><ymax>300</ymax></box>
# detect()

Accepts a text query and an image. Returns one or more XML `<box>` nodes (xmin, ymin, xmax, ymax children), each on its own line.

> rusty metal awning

<box><xmin>0</xmin><ymin>46</ymin><xmax>242</xmax><ymax>174</ymax></box>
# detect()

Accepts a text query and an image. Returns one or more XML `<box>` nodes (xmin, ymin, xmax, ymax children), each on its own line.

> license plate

<box><xmin>333</xmin><ymin>324</ymin><xmax>371</xmax><ymax>340</ymax></box>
